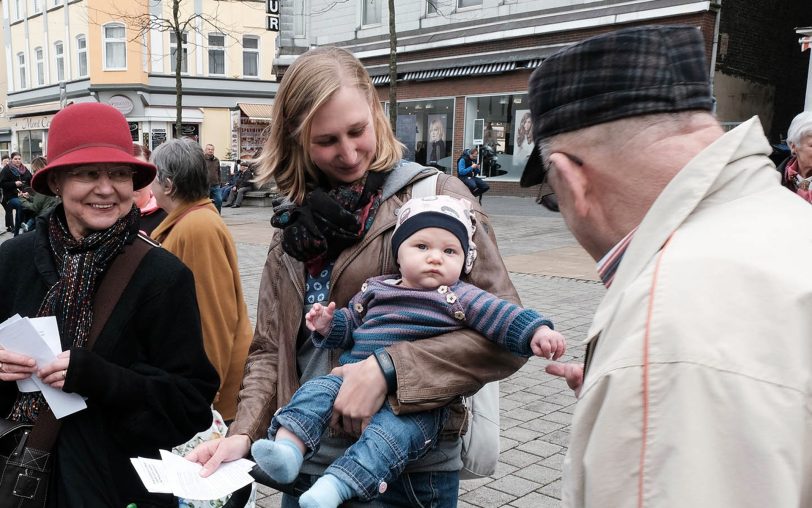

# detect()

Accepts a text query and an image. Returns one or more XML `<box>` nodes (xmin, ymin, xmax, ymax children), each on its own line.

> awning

<box><xmin>238</xmin><ymin>103</ymin><xmax>274</xmax><ymax>121</ymax></box>
<box><xmin>371</xmin><ymin>61</ymin><xmax>519</xmax><ymax>86</ymax></box>
<box><xmin>7</xmin><ymin>101</ymin><xmax>62</xmax><ymax>118</ymax></box>
<box><xmin>143</xmin><ymin>107</ymin><xmax>204</xmax><ymax>123</ymax></box>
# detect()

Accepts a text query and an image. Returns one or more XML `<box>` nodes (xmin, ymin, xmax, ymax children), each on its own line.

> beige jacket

<box><xmin>228</xmin><ymin>168</ymin><xmax>526</xmax><ymax>442</ymax></box>
<box><xmin>563</xmin><ymin>118</ymin><xmax>812</xmax><ymax>507</ymax></box>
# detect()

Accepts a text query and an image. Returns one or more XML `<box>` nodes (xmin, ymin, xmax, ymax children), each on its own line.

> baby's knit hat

<box><xmin>392</xmin><ymin>195</ymin><xmax>477</xmax><ymax>274</ymax></box>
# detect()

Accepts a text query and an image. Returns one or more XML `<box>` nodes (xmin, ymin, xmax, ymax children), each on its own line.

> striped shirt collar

<box><xmin>596</xmin><ymin>227</ymin><xmax>638</xmax><ymax>288</ymax></box>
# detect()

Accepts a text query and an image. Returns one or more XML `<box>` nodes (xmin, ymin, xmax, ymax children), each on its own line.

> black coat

<box><xmin>0</xmin><ymin>164</ymin><xmax>32</xmax><ymax>203</ymax></box>
<box><xmin>0</xmin><ymin>212</ymin><xmax>219</xmax><ymax>507</ymax></box>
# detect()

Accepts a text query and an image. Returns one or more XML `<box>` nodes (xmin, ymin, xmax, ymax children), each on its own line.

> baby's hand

<box><xmin>305</xmin><ymin>302</ymin><xmax>336</xmax><ymax>335</ymax></box>
<box><xmin>530</xmin><ymin>325</ymin><xmax>566</xmax><ymax>360</ymax></box>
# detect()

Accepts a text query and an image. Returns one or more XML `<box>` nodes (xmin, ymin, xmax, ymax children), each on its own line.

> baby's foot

<box><xmin>299</xmin><ymin>474</ymin><xmax>353</xmax><ymax>508</ymax></box>
<box><xmin>250</xmin><ymin>438</ymin><xmax>303</xmax><ymax>484</ymax></box>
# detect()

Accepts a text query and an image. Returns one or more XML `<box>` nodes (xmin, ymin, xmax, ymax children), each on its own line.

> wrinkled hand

<box><xmin>305</xmin><ymin>302</ymin><xmax>336</xmax><ymax>335</ymax></box>
<box><xmin>38</xmin><ymin>350</ymin><xmax>71</xmax><ymax>389</ymax></box>
<box><xmin>530</xmin><ymin>325</ymin><xmax>566</xmax><ymax>360</ymax></box>
<box><xmin>545</xmin><ymin>362</ymin><xmax>584</xmax><ymax>397</ymax></box>
<box><xmin>185</xmin><ymin>434</ymin><xmax>251</xmax><ymax>478</ymax></box>
<box><xmin>0</xmin><ymin>347</ymin><xmax>37</xmax><ymax>382</ymax></box>
<box><xmin>329</xmin><ymin>356</ymin><xmax>387</xmax><ymax>436</ymax></box>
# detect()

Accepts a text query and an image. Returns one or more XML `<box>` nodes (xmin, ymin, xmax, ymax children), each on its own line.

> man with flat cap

<box><xmin>521</xmin><ymin>25</ymin><xmax>812</xmax><ymax>507</ymax></box>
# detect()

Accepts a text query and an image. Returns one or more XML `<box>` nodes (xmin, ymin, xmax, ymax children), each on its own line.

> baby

<box><xmin>251</xmin><ymin>195</ymin><xmax>567</xmax><ymax>508</ymax></box>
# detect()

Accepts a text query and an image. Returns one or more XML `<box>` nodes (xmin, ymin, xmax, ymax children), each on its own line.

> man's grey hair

<box><xmin>151</xmin><ymin>138</ymin><xmax>209</xmax><ymax>202</ymax></box>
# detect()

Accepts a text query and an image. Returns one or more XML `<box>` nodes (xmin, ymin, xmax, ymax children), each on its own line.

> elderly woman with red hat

<box><xmin>0</xmin><ymin>102</ymin><xmax>218</xmax><ymax>507</ymax></box>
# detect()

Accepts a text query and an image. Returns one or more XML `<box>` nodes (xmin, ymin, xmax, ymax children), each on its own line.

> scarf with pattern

<box><xmin>9</xmin><ymin>204</ymin><xmax>140</xmax><ymax>423</ymax></box>
<box><xmin>272</xmin><ymin>171</ymin><xmax>388</xmax><ymax>276</ymax></box>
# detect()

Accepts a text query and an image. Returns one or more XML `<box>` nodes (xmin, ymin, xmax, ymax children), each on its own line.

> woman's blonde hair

<box><xmin>255</xmin><ymin>46</ymin><xmax>403</xmax><ymax>203</ymax></box>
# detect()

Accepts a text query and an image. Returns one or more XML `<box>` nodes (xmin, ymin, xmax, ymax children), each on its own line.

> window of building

<box><xmin>54</xmin><ymin>41</ymin><xmax>65</xmax><ymax>81</ymax></box>
<box><xmin>362</xmin><ymin>0</ymin><xmax>382</xmax><ymax>25</ymax></box>
<box><xmin>458</xmin><ymin>0</ymin><xmax>481</xmax><ymax>7</ymax></box>
<box><xmin>242</xmin><ymin>36</ymin><xmax>259</xmax><ymax>78</ymax></box>
<box><xmin>170</xmin><ymin>31</ymin><xmax>188</xmax><ymax>73</ymax></box>
<box><xmin>293</xmin><ymin>0</ymin><xmax>307</xmax><ymax>37</ymax></box>
<box><xmin>17</xmin><ymin>130</ymin><xmax>45</xmax><ymax>162</ymax></box>
<box><xmin>76</xmin><ymin>35</ymin><xmax>88</xmax><ymax>76</ymax></box>
<box><xmin>103</xmin><ymin>23</ymin><xmax>126</xmax><ymax>70</ymax></box>
<box><xmin>35</xmin><ymin>47</ymin><xmax>44</xmax><ymax>85</ymax></box>
<box><xmin>32</xmin><ymin>0</ymin><xmax>41</xmax><ymax>14</ymax></box>
<box><xmin>17</xmin><ymin>52</ymin><xmax>26</xmax><ymax>89</ymax></box>
<box><xmin>208</xmin><ymin>33</ymin><xmax>225</xmax><ymax>75</ymax></box>
<box><xmin>463</xmin><ymin>93</ymin><xmax>531</xmax><ymax>180</ymax></box>
<box><xmin>14</xmin><ymin>0</ymin><xmax>22</xmax><ymax>20</ymax></box>
<box><xmin>392</xmin><ymin>98</ymin><xmax>455</xmax><ymax>173</ymax></box>
<box><xmin>427</xmin><ymin>1</ymin><xmax>438</xmax><ymax>15</ymax></box>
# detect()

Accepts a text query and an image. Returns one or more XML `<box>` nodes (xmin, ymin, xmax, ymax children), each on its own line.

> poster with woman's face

<box><xmin>427</xmin><ymin>114</ymin><xmax>447</xmax><ymax>164</ymax></box>
<box><xmin>513</xmin><ymin>109</ymin><xmax>534</xmax><ymax>166</ymax></box>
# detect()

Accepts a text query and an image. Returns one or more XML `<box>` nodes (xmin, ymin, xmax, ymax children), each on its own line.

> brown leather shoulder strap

<box><xmin>29</xmin><ymin>235</ymin><xmax>155</xmax><ymax>450</ymax></box>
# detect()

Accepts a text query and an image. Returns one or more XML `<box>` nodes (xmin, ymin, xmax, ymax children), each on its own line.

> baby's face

<box><xmin>397</xmin><ymin>228</ymin><xmax>464</xmax><ymax>289</ymax></box>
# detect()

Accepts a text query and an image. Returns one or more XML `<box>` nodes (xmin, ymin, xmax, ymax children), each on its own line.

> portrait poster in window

<box><xmin>513</xmin><ymin>109</ymin><xmax>534</xmax><ymax>167</ymax></box>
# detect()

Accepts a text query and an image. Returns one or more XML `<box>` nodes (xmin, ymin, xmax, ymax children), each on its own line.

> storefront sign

<box><xmin>128</xmin><ymin>122</ymin><xmax>139</xmax><ymax>142</ymax></box>
<box><xmin>266</xmin><ymin>0</ymin><xmax>279</xmax><ymax>32</ymax></box>
<box><xmin>11</xmin><ymin>115</ymin><xmax>52</xmax><ymax>130</ymax></box>
<box><xmin>109</xmin><ymin>95</ymin><xmax>135</xmax><ymax>115</ymax></box>
<box><xmin>151</xmin><ymin>128</ymin><xmax>167</xmax><ymax>149</ymax></box>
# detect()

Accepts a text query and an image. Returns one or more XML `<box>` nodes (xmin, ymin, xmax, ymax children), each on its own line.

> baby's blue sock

<box><xmin>299</xmin><ymin>474</ymin><xmax>354</xmax><ymax>508</ymax></box>
<box><xmin>250</xmin><ymin>438</ymin><xmax>303</xmax><ymax>484</ymax></box>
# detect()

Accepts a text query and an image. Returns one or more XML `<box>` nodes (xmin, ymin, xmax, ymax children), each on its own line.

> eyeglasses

<box><xmin>65</xmin><ymin>166</ymin><xmax>136</xmax><ymax>183</ymax></box>
<box><xmin>537</xmin><ymin>152</ymin><xmax>584</xmax><ymax>212</ymax></box>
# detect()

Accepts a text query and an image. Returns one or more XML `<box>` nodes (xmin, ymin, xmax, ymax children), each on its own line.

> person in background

<box><xmin>0</xmin><ymin>156</ymin><xmax>9</xmax><ymax>234</ymax></box>
<box><xmin>150</xmin><ymin>138</ymin><xmax>253</xmax><ymax>424</ymax></box>
<box><xmin>187</xmin><ymin>46</ymin><xmax>525</xmax><ymax>508</ymax></box>
<box><xmin>19</xmin><ymin>156</ymin><xmax>60</xmax><ymax>233</ymax></box>
<box><xmin>457</xmin><ymin>147</ymin><xmax>489</xmax><ymax>198</ymax></box>
<box><xmin>0</xmin><ymin>152</ymin><xmax>33</xmax><ymax>236</ymax></box>
<box><xmin>222</xmin><ymin>161</ymin><xmax>255</xmax><ymax>208</ymax></box>
<box><xmin>132</xmin><ymin>143</ymin><xmax>167</xmax><ymax>235</ymax></box>
<box><xmin>251</xmin><ymin>195</ymin><xmax>566</xmax><ymax>508</ymax></box>
<box><xmin>521</xmin><ymin>25</ymin><xmax>812</xmax><ymax>506</ymax></box>
<box><xmin>204</xmin><ymin>143</ymin><xmax>223</xmax><ymax>213</ymax></box>
<box><xmin>776</xmin><ymin>111</ymin><xmax>812</xmax><ymax>203</ymax></box>
<box><xmin>0</xmin><ymin>102</ymin><xmax>218</xmax><ymax>507</ymax></box>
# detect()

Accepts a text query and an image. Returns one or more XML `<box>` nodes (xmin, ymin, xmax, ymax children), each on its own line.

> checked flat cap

<box><xmin>521</xmin><ymin>25</ymin><xmax>713</xmax><ymax>187</ymax></box>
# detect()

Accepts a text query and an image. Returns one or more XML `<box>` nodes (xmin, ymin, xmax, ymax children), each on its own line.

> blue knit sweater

<box><xmin>311</xmin><ymin>275</ymin><xmax>553</xmax><ymax>364</ymax></box>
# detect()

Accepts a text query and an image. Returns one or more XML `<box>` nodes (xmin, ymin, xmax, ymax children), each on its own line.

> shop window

<box><xmin>54</xmin><ymin>41</ymin><xmax>64</xmax><ymax>82</ymax></box>
<box><xmin>362</xmin><ymin>0</ymin><xmax>381</xmax><ymax>26</ymax></box>
<box><xmin>17</xmin><ymin>52</ymin><xmax>26</xmax><ymax>89</ymax></box>
<box><xmin>103</xmin><ymin>23</ymin><xmax>127</xmax><ymax>70</ymax></box>
<box><xmin>242</xmin><ymin>36</ymin><xmax>259</xmax><ymax>78</ymax></box>
<box><xmin>208</xmin><ymin>33</ymin><xmax>225</xmax><ymax>75</ymax></box>
<box><xmin>17</xmin><ymin>130</ymin><xmax>45</xmax><ymax>162</ymax></box>
<box><xmin>170</xmin><ymin>31</ymin><xmax>188</xmax><ymax>74</ymax></box>
<box><xmin>464</xmin><ymin>93</ymin><xmax>531</xmax><ymax>180</ymax></box>
<box><xmin>394</xmin><ymin>98</ymin><xmax>455</xmax><ymax>173</ymax></box>
<box><xmin>76</xmin><ymin>35</ymin><xmax>88</xmax><ymax>77</ymax></box>
<box><xmin>35</xmin><ymin>47</ymin><xmax>44</xmax><ymax>86</ymax></box>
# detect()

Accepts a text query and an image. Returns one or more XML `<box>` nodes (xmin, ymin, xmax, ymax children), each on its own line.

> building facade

<box><xmin>276</xmin><ymin>0</ymin><xmax>810</xmax><ymax>196</ymax></box>
<box><xmin>1</xmin><ymin>0</ymin><xmax>278</xmax><ymax>163</ymax></box>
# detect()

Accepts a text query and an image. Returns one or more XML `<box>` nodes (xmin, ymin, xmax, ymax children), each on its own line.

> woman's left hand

<box><xmin>329</xmin><ymin>356</ymin><xmax>387</xmax><ymax>436</ymax></box>
<box><xmin>38</xmin><ymin>350</ymin><xmax>71</xmax><ymax>390</ymax></box>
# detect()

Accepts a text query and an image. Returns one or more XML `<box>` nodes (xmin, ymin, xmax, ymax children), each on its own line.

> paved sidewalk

<box><xmin>1</xmin><ymin>196</ymin><xmax>605</xmax><ymax>507</ymax></box>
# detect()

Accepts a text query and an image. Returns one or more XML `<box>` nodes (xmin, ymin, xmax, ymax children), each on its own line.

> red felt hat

<box><xmin>31</xmin><ymin>102</ymin><xmax>157</xmax><ymax>196</ymax></box>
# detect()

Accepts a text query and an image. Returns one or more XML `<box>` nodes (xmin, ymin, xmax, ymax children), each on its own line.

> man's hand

<box><xmin>329</xmin><ymin>356</ymin><xmax>387</xmax><ymax>436</ymax></box>
<box><xmin>545</xmin><ymin>362</ymin><xmax>584</xmax><ymax>397</ymax></box>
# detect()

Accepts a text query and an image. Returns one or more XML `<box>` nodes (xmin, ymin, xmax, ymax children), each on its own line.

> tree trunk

<box><xmin>173</xmin><ymin>0</ymin><xmax>182</xmax><ymax>139</ymax></box>
<box><xmin>388</xmin><ymin>0</ymin><xmax>397</xmax><ymax>131</ymax></box>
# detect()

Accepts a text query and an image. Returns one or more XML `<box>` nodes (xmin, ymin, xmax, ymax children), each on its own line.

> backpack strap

<box><xmin>27</xmin><ymin>235</ymin><xmax>155</xmax><ymax>451</ymax></box>
<box><xmin>410</xmin><ymin>172</ymin><xmax>439</xmax><ymax>199</ymax></box>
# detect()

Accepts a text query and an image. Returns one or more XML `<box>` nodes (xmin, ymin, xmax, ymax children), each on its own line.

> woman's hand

<box><xmin>0</xmin><ymin>347</ymin><xmax>37</xmax><ymax>382</ymax></box>
<box><xmin>185</xmin><ymin>434</ymin><xmax>251</xmax><ymax>477</ymax></box>
<box><xmin>38</xmin><ymin>350</ymin><xmax>71</xmax><ymax>389</ymax></box>
<box><xmin>329</xmin><ymin>356</ymin><xmax>387</xmax><ymax>436</ymax></box>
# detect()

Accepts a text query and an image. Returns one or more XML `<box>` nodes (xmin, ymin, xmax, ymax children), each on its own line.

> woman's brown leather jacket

<box><xmin>228</xmin><ymin>169</ymin><xmax>525</xmax><ymax>441</ymax></box>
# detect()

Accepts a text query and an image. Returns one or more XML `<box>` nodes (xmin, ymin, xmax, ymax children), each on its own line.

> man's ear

<box><xmin>548</xmin><ymin>152</ymin><xmax>590</xmax><ymax>218</ymax></box>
